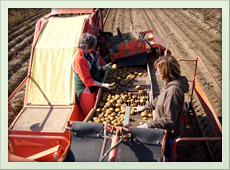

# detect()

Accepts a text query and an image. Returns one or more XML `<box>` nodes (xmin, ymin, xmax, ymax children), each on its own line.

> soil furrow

<box><xmin>8</xmin><ymin>26</ymin><xmax>34</xmax><ymax>50</ymax></box>
<box><xmin>8</xmin><ymin>59</ymin><xmax>29</xmax><ymax>96</ymax></box>
<box><xmin>138</xmin><ymin>9</ymin><xmax>152</xmax><ymax>31</ymax></box>
<box><xmin>161</xmin><ymin>9</ymin><xmax>222</xmax><ymax>86</ymax></box>
<box><xmin>184</xmin><ymin>9</ymin><xmax>222</xmax><ymax>35</ymax></box>
<box><xmin>8</xmin><ymin>45</ymin><xmax>31</xmax><ymax>80</ymax></box>
<box><xmin>8</xmin><ymin>34</ymin><xmax>33</xmax><ymax>61</ymax></box>
<box><xmin>164</xmin><ymin>9</ymin><xmax>222</xmax><ymax>72</ymax></box>
<box><xmin>8</xmin><ymin>9</ymin><xmax>49</xmax><ymax>34</ymax></box>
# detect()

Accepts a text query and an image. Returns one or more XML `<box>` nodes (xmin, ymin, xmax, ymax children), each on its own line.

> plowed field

<box><xmin>8</xmin><ymin>8</ymin><xmax>222</xmax><ymax>162</ymax></box>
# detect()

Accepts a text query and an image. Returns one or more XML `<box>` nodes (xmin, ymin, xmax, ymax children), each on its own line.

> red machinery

<box><xmin>8</xmin><ymin>8</ymin><xmax>222</xmax><ymax>162</ymax></box>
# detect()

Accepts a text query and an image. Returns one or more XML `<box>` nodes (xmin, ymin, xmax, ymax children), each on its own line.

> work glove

<box><xmin>137</xmin><ymin>123</ymin><xmax>148</xmax><ymax>128</ymax></box>
<box><xmin>101</xmin><ymin>83</ymin><xmax>115</xmax><ymax>89</ymax></box>
<box><xmin>103</xmin><ymin>62</ymin><xmax>114</xmax><ymax>71</ymax></box>
<box><xmin>133</xmin><ymin>106</ymin><xmax>145</xmax><ymax>113</ymax></box>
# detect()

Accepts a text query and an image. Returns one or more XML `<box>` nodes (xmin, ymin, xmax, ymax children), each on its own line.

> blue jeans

<box><xmin>165</xmin><ymin>136</ymin><xmax>180</xmax><ymax>162</ymax></box>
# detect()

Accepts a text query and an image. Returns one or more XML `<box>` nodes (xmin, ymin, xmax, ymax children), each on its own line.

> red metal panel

<box><xmin>9</xmin><ymin>154</ymin><xmax>37</xmax><ymax>162</ymax></box>
<box><xmin>8</xmin><ymin>134</ymin><xmax>69</xmax><ymax>161</ymax></box>
<box><xmin>194</xmin><ymin>77</ymin><xmax>222</xmax><ymax>138</ymax></box>
<box><xmin>171</xmin><ymin>137</ymin><xmax>222</xmax><ymax>162</ymax></box>
<box><xmin>51</xmin><ymin>8</ymin><xmax>95</xmax><ymax>15</ymax></box>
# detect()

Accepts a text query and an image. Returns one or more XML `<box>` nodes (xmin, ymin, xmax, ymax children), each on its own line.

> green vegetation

<box><xmin>203</xmin><ymin>82</ymin><xmax>213</xmax><ymax>90</ymax></box>
<box><xmin>189</xmin><ymin>43</ymin><xmax>197</xmax><ymax>49</ymax></box>
<box><xmin>14</xmin><ymin>103</ymin><xmax>22</xmax><ymax>108</ymax></box>
<box><xmin>210</xmin><ymin>38</ymin><xmax>222</xmax><ymax>44</ymax></box>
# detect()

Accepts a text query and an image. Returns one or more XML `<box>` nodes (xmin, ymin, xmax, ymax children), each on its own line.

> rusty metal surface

<box><xmin>11</xmin><ymin>108</ymin><xmax>72</xmax><ymax>132</ymax></box>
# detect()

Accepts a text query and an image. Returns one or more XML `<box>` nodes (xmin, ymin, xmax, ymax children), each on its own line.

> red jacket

<box><xmin>72</xmin><ymin>48</ymin><xmax>95</xmax><ymax>87</ymax></box>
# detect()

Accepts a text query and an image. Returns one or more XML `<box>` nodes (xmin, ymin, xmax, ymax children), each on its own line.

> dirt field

<box><xmin>8</xmin><ymin>8</ymin><xmax>222</xmax><ymax>162</ymax></box>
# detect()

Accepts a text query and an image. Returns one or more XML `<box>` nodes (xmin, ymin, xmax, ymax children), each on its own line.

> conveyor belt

<box><xmin>66</xmin><ymin>122</ymin><xmax>165</xmax><ymax>162</ymax></box>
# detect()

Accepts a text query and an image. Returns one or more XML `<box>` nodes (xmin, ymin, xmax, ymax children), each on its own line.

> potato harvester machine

<box><xmin>8</xmin><ymin>8</ymin><xmax>222</xmax><ymax>162</ymax></box>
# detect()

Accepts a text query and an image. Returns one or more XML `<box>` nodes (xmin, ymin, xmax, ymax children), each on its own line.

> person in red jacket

<box><xmin>72</xmin><ymin>33</ymin><xmax>114</xmax><ymax>119</ymax></box>
<box><xmin>134</xmin><ymin>55</ymin><xmax>189</xmax><ymax>161</ymax></box>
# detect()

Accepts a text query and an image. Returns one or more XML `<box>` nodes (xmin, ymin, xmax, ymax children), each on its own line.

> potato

<box><xmin>132</xmin><ymin>95</ymin><xmax>137</xmax><ymax>99</ymax></box>
<box><xmin>115</xmin><ymin>108</ymin><xmax>120</xmax><ymax>113</ymax></box>
<box><xmin>138</xmin><ymin>72</ymin><xmax>143</xmax><ymax>76</ymax></box>
<box><xmin>140</xmin><ymin>98</ymin><xmax>146</xmax><ymax>104</ymax></box>
<box><xmin>106</xmin><ymin>110</ymin><xmax>112</xmax><ymax>115</ymax></box>
<box><xmin>130</xmin><ymin>109</ymin><xmax>135</xmax><ymax>115</ymax></box>
<box><xmin>111</xmin><ymin>112</ymin><xmax>116</xmax><ymax>117</ymax></box>
<box><xmin>121</xmin><ymin>103</ymin><xmax>127</xmax><ymax>111</ymax></box>
<box><xmin>115</xmin><ymin>103</ymin><xmax>121</xmax><ymax>108</ymax></box>
<box><xmin>135</xmin><ymin>99</ymin><xmax>140</xmax><ymax>103</ymax></box>
<box><xmin>93</xmin><ymin>117</ymin><xmax>98</xmax><ymax>121</ymax></box>
<box><xmin>106</xmin><ymin>119</ymin><xmax>111</xmax><ymax>124</ymax></box>
<box><xmin>122</xmin><ymin>95</ymin><xmax>128</xmax><ymax>100</ymax></box>
<box><xmin>94</xmin><ymin>119</ymin><xmax>102</xmax><ymax>123</ymax></box>
<box><xmin>131</xmin><ymin>103</ymin><xmax>137</xmax><ymax>107</ymax></box>
<box><xmin>130</xmin><ymin>99</ymin><xmax>135</xmax><ymax>103</ymax></box>
<box><xmin>148</xmin><ymin>114</ymin><xmax>153</xmax><ymax>118</ymax></box>
<box><xmin>109</xmin><ymin>117</ymin><xmax>115</xmax><ymax>121</ymax></box>
<box><xmin>141</xmin><ymin>111</ymin><xmax>148</xmax><ymax>117</ymax></box>
<box><xmin>109</xmin><ymin>107</ymin><xmax>114</xmax><ymax>112</ymax></box>
<box><xmin>98</xmin><ymin>114</ymin><xmax>104</xmax><ymax>118</ymax></box>
<box><xmin>138</xmin><ymin>90</ymin><xmax>144</xmax><ymax>95</ymax></box>
<box><xmin>117</xmin><ymin>99</ymin><xmax>124</xmax><ymax>104</ymax></box>
<box><xmin>96</xmin><ymin>108</ymin><xmax>102</xmax><ymax>112</ymax></box>
<box><xmin>105</xmin><ymin>102</ymin><xmax>111</xmax><ymax>107</ymax></box>
<box><xmin>143</xmin><ymin>117</ymin><xmax>148</xmax><ymax>120</ymax></box>
<box><xmin>120</xmin><ymin>114</ymin><xmax>125</xmax><ymax>118</ymax></box>
<box><xmin>110</xmin><ymin>99</ymin><xmax>115</xmax><ymax>103</ymax></box>
<box><xmin>112</xmin><ymin>64</ymin><xmax>118</xmax><ymax>70</ymax></box>
<box><xmin>120</xmin><ymin>110</ymin><xmax>125</xmax><ymax>114</ymax></box>
<box><xmin>135</xmin><ymin>85</ymin><xmax>142</xmax><ymax>90</ymax></box>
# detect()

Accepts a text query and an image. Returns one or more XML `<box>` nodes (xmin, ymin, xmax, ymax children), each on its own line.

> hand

<box><xmin>133</xmin><ymin>106</ymin><xmax>145</xmax><ymax>113</ymax></box>
<box><xmin>103</xmin><ymin>62</ymin><xmax>114</xmax><ymax>71</ymax></box>
<box><xmin>137</xmin><ymin>123</ymin><xmax>148</xmax><ymax>128</ymax></box>
<box><xmin>102</xmin><ymin>83</ymin><xmax>115</xmax><ymax>89</ymax></box>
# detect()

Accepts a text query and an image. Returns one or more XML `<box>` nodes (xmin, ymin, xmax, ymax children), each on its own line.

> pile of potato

<box><xmin>89</xmin><ymin>65</ymin><xmax>153</xmax><ymax>126</ymax></box>
<box><xmin>105</xmin><ymin>65</ymin><xmax>148</xmax><ymax>89</ymax></box>
<box><xmin>89</xmin><ymin>90</ymin><xmax>150</xmax><ymax>126</ymax></box>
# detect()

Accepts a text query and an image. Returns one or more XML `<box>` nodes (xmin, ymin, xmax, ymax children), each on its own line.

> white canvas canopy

<box><xmin>27</xmin><ymin>15</ymin><xmax>90</xmax><ymax>105</ymax></box>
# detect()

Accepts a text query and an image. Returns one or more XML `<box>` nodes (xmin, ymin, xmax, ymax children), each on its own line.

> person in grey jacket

<box><xmin>133</xmin><ymin>55</ymin><xmax>189</xmax><ymax>161</ymax></box>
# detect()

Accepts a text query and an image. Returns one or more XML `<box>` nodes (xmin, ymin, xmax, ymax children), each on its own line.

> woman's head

<box><xmin>154</xmin><ymin>55</ymin><xmax>181</xmax><ymax>84</ymax></box>
<box><xmin>78</xmin><ymin>33</ymin><xmax>97</xmax><ymax>51</ymax></box>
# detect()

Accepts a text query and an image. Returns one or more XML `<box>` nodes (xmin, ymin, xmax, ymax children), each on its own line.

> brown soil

<box><xmin>8</xmin><ymin>8</ymin><xmax>222</xmax><ymax>162</ymax></box>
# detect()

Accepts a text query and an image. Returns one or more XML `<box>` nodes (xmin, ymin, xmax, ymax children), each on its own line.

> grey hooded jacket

<box><xmin>144</xmin><ymin>76</ymin><xmax>189</xmax><ymax>140</ymax></box>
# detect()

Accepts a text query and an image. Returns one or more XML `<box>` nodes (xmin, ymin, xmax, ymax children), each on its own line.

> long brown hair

<box><xmin>154</xmin><ymin>55</ymin><xmax>181</xmax><ymax>85</ymax></box>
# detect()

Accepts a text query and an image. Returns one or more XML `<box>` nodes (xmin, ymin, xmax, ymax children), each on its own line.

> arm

<box><xmin>74</xmin><ymin>57</ymin><xmax>97</xmax><ymax>87</ymax></box>
<box><xmin>144</xmin><ymin>96</ymin><xmax>158</xmax><ymax>110</ymax></box>
<box><xmin>146</xmin><ymin>90</ymin><xmax>181</xmax><ymax>131</ymax></box>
